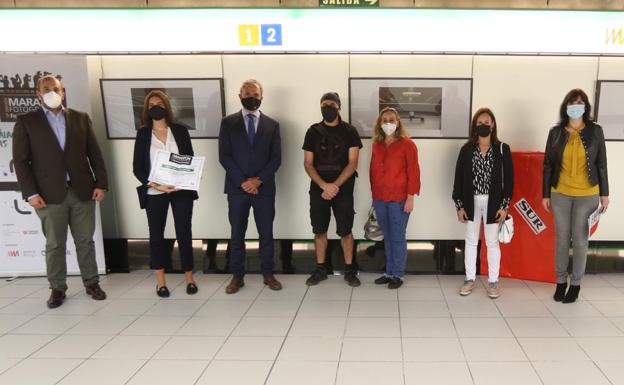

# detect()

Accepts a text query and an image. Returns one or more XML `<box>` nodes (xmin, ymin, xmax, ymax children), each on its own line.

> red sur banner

<box><xmin>480</xmin><ymin>152</ymin><xmax>557</xmax><ymax>283</ymax></box>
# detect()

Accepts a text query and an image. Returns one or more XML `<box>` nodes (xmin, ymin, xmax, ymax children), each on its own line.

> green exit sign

<box><xmin>319</xmin><ymin>0</ymin><xmax>379</xmax><ymax>7</ymax></box>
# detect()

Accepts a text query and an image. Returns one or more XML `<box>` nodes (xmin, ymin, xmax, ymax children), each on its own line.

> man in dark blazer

<box><xmin>219</xmin><ymin>79</ymin><xmax>282</xmax><ymax>294</ymax></box>
<box><xmin>12</xmin><ymin>75</ymin><xmax>108</xmax><ymax>308</ymax></box>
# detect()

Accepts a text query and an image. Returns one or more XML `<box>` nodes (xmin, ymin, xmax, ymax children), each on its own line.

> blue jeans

<box><xmin>373</xmin><ymin>200</ymin><xmax>410</xmax><ymax>279</ymax></box>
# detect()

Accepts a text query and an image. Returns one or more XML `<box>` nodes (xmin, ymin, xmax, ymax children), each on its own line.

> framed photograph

<box><xmin>100</xmin><ymin>78</ymin><xmax>225</xmax><ymax>139</ymax></box>
<box><xmin>595</xmin><ymin>80</ymin><xmax>624</xmax><ymax>141</ymax></box>
<box><xmin>349</xmin><ymin>78</ymin><xmax>473</xmax><ymax>138</ymax></box>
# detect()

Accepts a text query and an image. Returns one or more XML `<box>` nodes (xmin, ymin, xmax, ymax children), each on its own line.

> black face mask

<box><xmin>321</xmin><ymin>105</ymin><xmax>339</xmax><ymax>122</ymax></box>
<box><xmin>241</xmin><ymin>97</ymin><xmax>261</xmax><ymax>111</ymax></box>
<box><xmin>148</xmin><ymin>105</ymin><xmax>167</xmax><ymax>121</ymax></box>
<box><xmin>476</xmin><ymin>124</ymin><xmax>492</xmax><ymax>138</ymax></box>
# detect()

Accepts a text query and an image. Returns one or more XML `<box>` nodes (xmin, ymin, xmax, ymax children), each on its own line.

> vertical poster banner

<box><xmin>0</xmin><ymin>55</ymin><xmax>106</xmax><ymax>277</ymax></box>
<box><xmin>480</xmin><ymin>152</ymin><xmax>556</xmax><ymax>283</ymax></box>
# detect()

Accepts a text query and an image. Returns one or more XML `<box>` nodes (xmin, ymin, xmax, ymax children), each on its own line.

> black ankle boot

<box><xmin>553</xmin><ymin>283</ymin><xmax>567</xmax><ymax>302</ymax></box>
<box><xmin>563</xmin><ymin>285</ymin><xmax>580</xmax><ymax>304</ymax></box>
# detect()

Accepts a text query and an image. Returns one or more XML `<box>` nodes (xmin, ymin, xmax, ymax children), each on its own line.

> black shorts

<box><xmin>309</xmin><ymin>176</ymin><xmax>355</xmax><ymax>237</ymax></box>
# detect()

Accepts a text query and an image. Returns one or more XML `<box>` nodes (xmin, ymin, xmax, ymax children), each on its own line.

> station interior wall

<box><xmin>81</xmin><ymin>54</ymin><xmax>624</xmax><ymax>241</ymax></box>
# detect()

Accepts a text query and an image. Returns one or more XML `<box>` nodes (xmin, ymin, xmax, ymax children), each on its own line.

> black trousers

<box><xmin>145</xmin><ymin>191</ymin><xmax>194</xmax><ymax>272</ymax></box>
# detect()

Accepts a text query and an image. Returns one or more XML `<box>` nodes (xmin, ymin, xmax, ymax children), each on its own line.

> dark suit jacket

<box><xmin>133</xmin><ymin>123</ymin><xmax>199</xmax><ymax>209</ymax></box>
<box><xmin>218</xmin><ymin>111</ymin><xmax>281</xmax><ymax>196</ymax></box>
<box><xmin>12</xmin><ymin>108</ymin><xmax>108</xmax><ymax>204</ymax></box>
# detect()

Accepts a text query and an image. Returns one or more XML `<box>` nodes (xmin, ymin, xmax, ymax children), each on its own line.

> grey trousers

<box><xmin>551</xmin><ymin>192</ymin><xmax>599</xmax><ymax>286</ymax></box>
<box><xmin>35</xmin><ymin>189</ymin><xmax>99</xmax><ymax>291</ymax></box>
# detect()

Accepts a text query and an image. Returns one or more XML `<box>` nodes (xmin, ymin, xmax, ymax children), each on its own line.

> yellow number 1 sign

<box><xmin>239</xmin><ymin>24</ymin><xmax>260</xmax><ymax>46</ymax></box>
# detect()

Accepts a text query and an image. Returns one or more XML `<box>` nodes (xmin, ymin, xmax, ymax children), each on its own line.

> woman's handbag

<box><xmin>364</xmin><ymin>205</ymin><xmax>384</xmax><ymax>241</ymax></box>
<box><xmin>498</xmin><ymin>142</ymin><xmax>514</xmax><ymax>244</ymax></box>
<box><xmin>499</xmin><ymin>214</ymin><xmax>514</xmax><ymax>244</ymax></box>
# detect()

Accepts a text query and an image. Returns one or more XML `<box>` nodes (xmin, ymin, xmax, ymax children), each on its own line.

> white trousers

<box><xmin>464</xmin><ymin>195</ymin><xmax>500</xmax><ymax>283</ymax></box>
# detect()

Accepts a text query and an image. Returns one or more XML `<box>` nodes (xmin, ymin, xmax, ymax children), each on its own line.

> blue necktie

<box><xmin>247</xmin><ymin>114</ymin><xmax>256</xmax><ymax>145</ymax></box>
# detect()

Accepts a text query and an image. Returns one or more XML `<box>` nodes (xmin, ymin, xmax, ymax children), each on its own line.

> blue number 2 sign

<box><xmin>261</xmin><ymin>24</ymin><xmax>282</xmax><ymax>46</ymax></box>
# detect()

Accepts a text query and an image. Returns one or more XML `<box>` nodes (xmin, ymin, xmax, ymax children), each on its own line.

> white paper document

<box><xmin>148</xmin><ymin>150</ymin><xmax>205</xmax><ymax>191</ymax></box>
<box><xmin>588</xmin><ymin>206</ymin><xmax>602</xmax><ymax>237</ymax></box>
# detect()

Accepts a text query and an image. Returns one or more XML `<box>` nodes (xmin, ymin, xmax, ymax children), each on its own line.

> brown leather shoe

<box><xmin>263</xmin><ymin>275</ymin><xmax>282</xmax><ymax>291</ymax></box>
<box><xmin>47</xmin><ymin>290</ymin><xmax>66</xmax><ymax>309</ymax></box>
<box><xmin>85</xmin><ymin>283</ymin><xmax>107</xmax><ymax>300</ymax></box>
<box><xmin>226</xmin><ymin>276</ymin><xmax>245</xmax><ymax>294</ymax></box>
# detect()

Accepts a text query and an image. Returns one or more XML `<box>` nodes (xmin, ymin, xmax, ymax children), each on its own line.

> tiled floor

<box><xmin>1</xmin><ymin>272</ymin><xmax>624</xmax><ymax>384</ymax></box>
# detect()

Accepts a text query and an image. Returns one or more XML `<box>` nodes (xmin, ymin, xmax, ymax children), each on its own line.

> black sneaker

<box><xmin>306</xmin><ymin>267</ymin><xmax>328</xmax><ymax>286</ymax></box>
<box><xmin>388</xmin><ymin>277</ymin><xmax>403</xmax><ymax>289</ymax></box>
<box><xmin>344</xmin><ymin>270</ymin><xmax>361</xmax><ymax>287</ymax></box>
<box><xmin>374</xmin><ymin>275</ymin><xmax>391</xmax><ymax>285</ymax></box>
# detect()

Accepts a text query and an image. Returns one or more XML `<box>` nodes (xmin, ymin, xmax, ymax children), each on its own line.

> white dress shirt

<box><xmin>148</xmin><ymin>127</ymin><xmax>179</xmax><ymax>195</ymax></box>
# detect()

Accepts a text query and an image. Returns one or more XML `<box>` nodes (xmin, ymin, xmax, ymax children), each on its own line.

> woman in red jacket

<box><xmin>370</xmin><ymin>107</ymin><xmax>421</xmax><ymax>289</ymax></box>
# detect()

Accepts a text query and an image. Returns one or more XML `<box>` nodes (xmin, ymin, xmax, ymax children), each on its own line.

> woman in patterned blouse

<box><xmin>452</xmin><ymin>108</ymin><xmax>514</xmax><ymax>299</ymax></box>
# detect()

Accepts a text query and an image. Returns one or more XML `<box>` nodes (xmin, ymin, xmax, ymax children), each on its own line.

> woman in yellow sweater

<box><xmin>542</xmin><ymin>89</ymin><xmax>610</xmax><ymax>304</ymax></box>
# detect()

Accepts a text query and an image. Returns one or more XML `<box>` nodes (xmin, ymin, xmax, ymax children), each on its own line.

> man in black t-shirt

<box><xmin>302</xmin><ymin>92</ymin><xmax>363</xmax><ymax>287</ymax></box>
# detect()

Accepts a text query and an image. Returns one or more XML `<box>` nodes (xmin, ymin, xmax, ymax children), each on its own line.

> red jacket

<box><xmin>370</xmin><ymin>138</ymin><xmax>421</xmax><ymax>202</ymax></box>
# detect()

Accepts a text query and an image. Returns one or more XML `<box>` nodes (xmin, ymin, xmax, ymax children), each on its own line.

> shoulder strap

<box><xmin>500</xmin><ymin>142</ymin><xmax>504</xmax><ymax>190</ymax></box>
<box><xmin>313</xmin><ymin>122</ymin><xmax>330</xmax><ymax>137</ymax></box>
<box><xmin>501</xmin><ymin>142</ymin><xmax>505</xmax><ymax>192</ymax></box>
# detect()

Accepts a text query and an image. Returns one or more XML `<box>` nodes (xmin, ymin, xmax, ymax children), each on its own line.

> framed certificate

<box><xmin>148</xmin><ymin>151</ymin><xmax>205</xmax><ymax>191</ymax></box>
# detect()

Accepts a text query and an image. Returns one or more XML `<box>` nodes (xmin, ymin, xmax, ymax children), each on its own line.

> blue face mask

<box><xmin>566</xmin><ymin>104</ymin><xmax>585</xmax><ymax>120</ymax></box>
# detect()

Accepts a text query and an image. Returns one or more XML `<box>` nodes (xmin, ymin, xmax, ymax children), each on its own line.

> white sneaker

<box><xmin>460</xmin><ymin>280</ymin><xmax>475</xmax><ymax>296</ymax></box>
<box><xmin>487</xmin><ymin>282</ymin><xmax>500</xmax><ymax>299</ymax></box>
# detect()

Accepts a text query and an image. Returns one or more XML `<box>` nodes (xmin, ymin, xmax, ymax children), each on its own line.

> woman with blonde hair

<box><xmin>369</xmin><ymin>107</ymin><xmax>421</xmax><ymax>289</ymax></box>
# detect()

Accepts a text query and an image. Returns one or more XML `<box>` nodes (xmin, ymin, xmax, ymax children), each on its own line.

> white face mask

<box><xmin>381</xmin><ymin>122</ymin><xmax>397</xmax><ymax>136</ymax></box>
<box><xmin>42</xmin><ymin>91</ymin><xmax>62</xmax><ymax>109</ymax></box>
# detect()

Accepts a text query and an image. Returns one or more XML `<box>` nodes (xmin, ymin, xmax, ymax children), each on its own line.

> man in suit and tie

<box><xmin>12</xmin><ymin>75</ymin><xmax>108</xmax><ymax>308</ymax></box>
<box><xmin>219</xmin><ymin>79</ymin><xmax>282</xmax><ymax>294</ymax></box>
